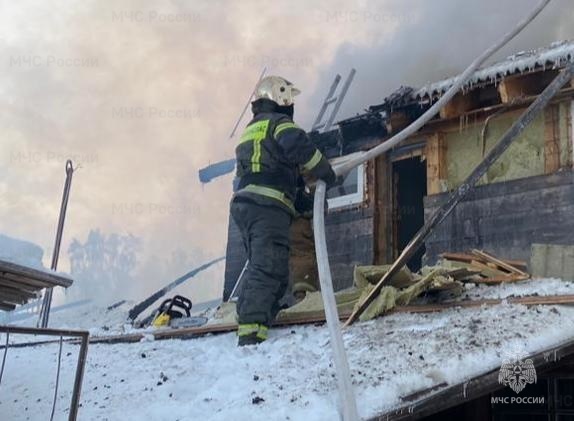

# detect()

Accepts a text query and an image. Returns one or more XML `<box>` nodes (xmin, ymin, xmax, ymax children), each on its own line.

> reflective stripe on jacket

<box><xmin>235</xmin><ymin>106</ymin><xmax>326</xmax><ymax>211</ymax></box>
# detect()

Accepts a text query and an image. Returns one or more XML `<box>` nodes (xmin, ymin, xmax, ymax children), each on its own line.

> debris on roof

<box><xmin>378</xmin><ymin>86</ymin><xmax>417</xmax><ymax>111</ymax></box>
<box><xmin>198</xmin><ymin>158</ymin><xmax>236</xmax><ymax>183</ymax></box>
<box><xmin>3</xmin><ymin>277</ymin><xmax>574</xmax><ymax>420</ymax></box>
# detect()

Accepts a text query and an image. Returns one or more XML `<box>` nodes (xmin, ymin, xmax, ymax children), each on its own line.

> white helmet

<box><xmin>254</xmin><ymin>75</ymin><xmax>301</xmax><ymax>106</ymax></box>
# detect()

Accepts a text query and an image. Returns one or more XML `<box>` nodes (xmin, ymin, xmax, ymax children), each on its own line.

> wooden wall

<box><xmin>324</xmin><ymin>205</ymin><xmax>374</xmax><ymax>291</ymax></box>
<box><xmin>423</xmin><ymin>170</ymin><xmax>574</xmax><ymax>265</ymax></box>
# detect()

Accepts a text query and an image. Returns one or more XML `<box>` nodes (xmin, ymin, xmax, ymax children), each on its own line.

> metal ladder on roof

<box><xmin>311</xmin><ymin>68</ymin><xmax>356</xmax><ymax>133</ymax></box>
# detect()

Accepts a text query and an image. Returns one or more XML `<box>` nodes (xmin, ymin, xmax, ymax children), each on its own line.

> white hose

<box><xmin>314</xmin><ymin>180</ymin><xmax>359</xmax><ymax>421</ymax></box>
<box><xmin>312</xmin><ymin>1</ymin><xmax>552</xmax><ymax>419</ymax></box>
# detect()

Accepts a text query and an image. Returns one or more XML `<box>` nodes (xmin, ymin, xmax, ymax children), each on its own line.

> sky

<box><xmin>0</xmin><ymin>0</ymin><xmax>573</xmax><ymax>305</ymax></box>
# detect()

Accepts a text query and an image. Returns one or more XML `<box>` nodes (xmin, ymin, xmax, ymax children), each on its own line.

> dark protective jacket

<box><xmin>234</xmin><ymin>99</ymin><xmax>334</xmax><ymax>214</ymax></box>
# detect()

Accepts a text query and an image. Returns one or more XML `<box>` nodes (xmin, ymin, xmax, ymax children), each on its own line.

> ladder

<box><xmin>311</xmin><ymin>68</ymin><xmax>356</xmax><ymax>133</ymax></box>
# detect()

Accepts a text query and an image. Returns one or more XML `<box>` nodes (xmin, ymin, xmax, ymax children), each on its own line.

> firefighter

<box><xmin>231</xmin><ymin>75</ymin><xmax>336</xmax><ymax>346</ymax></box>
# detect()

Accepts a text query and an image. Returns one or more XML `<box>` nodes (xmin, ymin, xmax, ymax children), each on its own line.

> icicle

<box><xmin>463</xmin><ymin>381</ymin><xmax>469</xmax><ymax>399</ymax></box>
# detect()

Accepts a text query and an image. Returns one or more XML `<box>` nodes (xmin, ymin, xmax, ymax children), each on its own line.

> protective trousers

<box><xmin>289</xmin><ymin>216</ymin><xmax>320</xmax><ymax>295</ymax></box>
<box><xmin>231</xmin><ymin>198</ymin><xmax>292</xmax><ymax>326</ymax></box>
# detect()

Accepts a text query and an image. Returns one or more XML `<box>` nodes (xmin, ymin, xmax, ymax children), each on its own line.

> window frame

<box><xmin>326</xmin><ymin>153</ymin><xmax>366</xmax><ymax>211</ymax></box>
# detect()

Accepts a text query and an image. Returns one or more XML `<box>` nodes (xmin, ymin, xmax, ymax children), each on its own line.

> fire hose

<box><xmin>311</xmin><ymin>1</ymin><xmax>552</xmax><ymax>419</ymax></box>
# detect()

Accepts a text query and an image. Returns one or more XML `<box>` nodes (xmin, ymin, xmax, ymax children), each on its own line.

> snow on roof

<box><xmin>4</xmin><ymin>279</ymin><xmax>574</xmax><ymax>420</ymax></box>
<box><xmin>415</xmin><ymin>40</ymin><xmax>574</xmax><ymax>101</ymax></box>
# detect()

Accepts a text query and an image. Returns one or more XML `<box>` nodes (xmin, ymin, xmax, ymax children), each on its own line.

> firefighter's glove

<box><xmin>312</xmin><ymin>156</ymin><xmax>337</xmax><ymax>187</ymax></box>
<box><xmin>294</xmin><ymin>188</ymin><xmax>315</xmax><ymax>215</ymax></box>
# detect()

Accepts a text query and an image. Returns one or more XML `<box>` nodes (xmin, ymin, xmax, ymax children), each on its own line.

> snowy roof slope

<box><xmin>414</xmin><ymin>40</ymin><xmax>574</xmax><ymax>101</ymax></box>
<box><xmin>3</xmin><ymin>279</ymin><xmax>574</xmax><ymax>421</ymax></box>
<box><xmin>0</xmin><ymin>233</ymin><xmax>44</xmax><ymax>269</ymax></box>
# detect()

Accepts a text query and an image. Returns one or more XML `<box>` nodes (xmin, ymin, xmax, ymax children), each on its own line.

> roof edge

<box><xmin>369</xmin><ymin>336</ymin><xmax>574</xmax><ymax>421</ymax></box>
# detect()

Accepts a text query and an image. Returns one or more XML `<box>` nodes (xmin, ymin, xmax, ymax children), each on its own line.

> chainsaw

<box><xmin>149</xmin><ymin>295</ymin><xmax>207</xmax><ymax>328</ymax></box>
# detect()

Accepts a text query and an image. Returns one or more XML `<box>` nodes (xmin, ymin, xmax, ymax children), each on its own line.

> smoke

<box><xmin>304</xmin><ymin>0</ymin><xmax>574</xmax><ymax>123</ymax></box>
<box><xmin>0</xmin><ymin>0</ymin><xmax>572</xmax><ymax>305</ymax></box>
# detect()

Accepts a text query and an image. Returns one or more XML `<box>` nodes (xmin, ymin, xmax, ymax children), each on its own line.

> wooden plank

<box><xmin>394</xmin><ymin>294</ymin><xmax>574</xmax><ymax>313</ymax></box>
<box><xmin>440</xmin><ymin>252</ymin><xmax>486</xmax><ymax>262</ymax></box>
<box><xmin>374</xmin><ymin>153</ymin><xmax>393</xmax><ymax>264</ymax></box>
<box><xmin>545</xmin><ymin>103</ymin><xmax>561</xmax><ymax>173</ymax></box>
<box><xmin>470</xmin><ymin>260</ymin><xmax>508</xmax><ymax>277</ymax></box>
<box><xmin>0</xmin><ymin>290</ymin><xmax>32</xmax><ymax>305</ymax></box>
<box><xmin>416</xmin><ymin>89</ymin><xmax>574</xmax><ymax>136</ymax></box>
<box><xmin>0</xmin><ymin>259</ymin><xmax>73</xmax><ymax>288</ymax></box>
<box><xmin>385</xmin><ymin>111</ymin><xmax>411</xmax><ymax>134</ymax></box>
<box><xmin>2</xmin><ymin>272</ymin><xmax>56</xmax><ymax>289</ymax></box>
<box><xmin>466</xmin><ymin>274</ymin><xmax>530</xmax><ymax>284</ymax></box>
<box><xmin>449</xmin><ymin>258</ymin><xmax>509</xmax><ymax>278</ymax></box>
<box><xmin>0</xmin><ymin>277</ymin><xmax>40</xmax><ymax>293</ymax></box>
<box><xmin>440</xmin><ymin>252</ymin><xmax>527</xmax><ymax>269</ymax></box>
<box><xmin>497</xmin><ymin>71</ymin><xmax>556</xmax><ymax>104</ymax></box>
<box><xmin>471</xmin><ymin>249</ymin><xmax>529</xmax><ymax>276</ymax></box>
<box><xmin>444</xmin><ymin>267</ymin><xmax>482</xmax><ymax>280</ymax></box>
<box><xmin>569</xmin><ymin>100</ymin><xmax>574</xmax><ymax>168</ymax></box>
<box><xmin>0</xmin><ymin>286</ymin><xmax>37</xmax><ymax>300</ymax></box>
<box><xmin>439</xmin><ymin>91</ymin><xmax>479</xmax><ymax>119</ymax></box>
<box><xmin>425</xmin><ymin>132</ymin><xmax>447</xmax><ymax>195</ymax></box>
<box><xmin>498</xmin><ymin>75</ymin><xmax>530</xmax><ymax>103</ymax></box>
<box><xmin>425</xmin><ymin>168</ymin><xmax>574</xmax><ymax>207</ymax></box>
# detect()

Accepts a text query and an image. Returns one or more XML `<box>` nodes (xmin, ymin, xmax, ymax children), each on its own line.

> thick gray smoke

<box><xmin>302</xmin><ymin>0</ymin><xmax>574</xmax><ymax>126</ymax></box>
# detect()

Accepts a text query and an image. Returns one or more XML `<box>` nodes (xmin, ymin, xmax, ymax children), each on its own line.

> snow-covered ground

<box><xmin>2</xmin><ymin>279</ymin><xmax>574</xmax><ymax>421</ymax></box>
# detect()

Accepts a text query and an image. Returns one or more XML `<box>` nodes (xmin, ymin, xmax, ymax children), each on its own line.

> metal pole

<box><xmin>229</xmin><ymin>67</ymin><xmax>267</xmax><ymax>139</ymax></box>
<box><xmin>228</xmin><ymin>259</ymin><xmax>249</xmax><ymax>301</ymax></box>
<box><xmin>38</xmin><ymin>160</ymin><xmax>75</xmax><ymax>328</ymax></box>
<box><xmin>127</xmin><ymin>256</ymin><xmax>225</xmax><ymax>322</ymax></box>
<box><xmin>311</xmin><ymin>74</ymin><xmax>341</xmax><ymax>131</ymax></box>
<box><xmin>323</xmin><ymin>68</ymin><xmax>356</xmax><ymax>133</ymax></box>
<box><xmin>0</xmin><ymin>332</ymin><xmax>8</xmax><ymax>386</ymax></box>
<box><xmin>69</xmin><ymin>332</ymin><xmax>89</xmax><ymax>421</ymax></box>
<box><xmin>0</xmin><ymin>326</ymin><xmax>89</xmax><ymax>421</ymax></box>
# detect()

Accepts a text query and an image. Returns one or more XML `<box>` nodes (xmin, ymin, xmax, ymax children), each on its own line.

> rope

<box><xmin>49</xmin><ymin>336</ymin><xmax>64</xmax><ymax>421</ymax></box>
<box><xmin>0</xmin><ymin>332</ymin><xmax>9</xmax><ymax>387</ymax></box>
